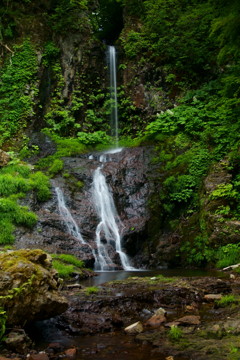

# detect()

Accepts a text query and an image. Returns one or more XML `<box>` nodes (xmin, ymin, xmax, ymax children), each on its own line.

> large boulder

<box><xmin>0</xmin><ymin>249</ymin><xmax>68</xmax><ymax>326</ymax></box>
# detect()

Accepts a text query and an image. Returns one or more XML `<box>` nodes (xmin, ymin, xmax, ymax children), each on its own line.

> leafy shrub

<box><xmin>77</xmin><ymin>131</ymin><xmax>112</xmax><ymax>146</ymax></box>
<box><xmin>216</xmin><ymin>244</ymin><xmax>240</xmax><ymax>269</ymax></box>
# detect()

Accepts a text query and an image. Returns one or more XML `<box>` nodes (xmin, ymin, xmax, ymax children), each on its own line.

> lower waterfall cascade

<box><xmin>55</xmin><ymin>149</ymin><xmax>136</xmax><ymax>271</ymax></box>
<box><xmin>91</xmin><ymin>149</ymin><xmax>136</xmax><ymax>271</ymax></box>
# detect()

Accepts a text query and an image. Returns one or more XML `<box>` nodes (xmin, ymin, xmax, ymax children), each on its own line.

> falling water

<box><xmin>55</xmin><ymin>187</ymin><xmax>86</xmax><ymax>245</ymax></box>
<box><xmin>108</xmin><ymin>46</ymin><xmax>119</xmax><ymax>145</ymax></box>
<box><xmin>92</xmin><ymin>150</ymin><xmax>136</xmax><ymax>271</ymax></box>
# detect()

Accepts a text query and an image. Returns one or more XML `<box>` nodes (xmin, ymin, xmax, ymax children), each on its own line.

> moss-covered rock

<box><xmin>0</xmin><ymin>249</ymin><xmax>68</xmax><ymax>326</ymax></box>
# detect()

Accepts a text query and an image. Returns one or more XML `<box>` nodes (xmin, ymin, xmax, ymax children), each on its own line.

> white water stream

<box><xmin>55</xmin><ymin>187</ymin><xmax>86</xmax><ymax>245</ymax></box>
<box><xmin>108</xmin><ymin>45</ymin><xmax>119</xmax><ymax>145</ymax></box>
<box><xmin>92</xmin><ymin>149</ymin><xmax>136</xmax><ymax>271</ymax></box>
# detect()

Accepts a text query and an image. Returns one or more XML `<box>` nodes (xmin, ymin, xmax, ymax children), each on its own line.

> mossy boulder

<box><xmin>0</xmin><ymin>249</ymin><xmax>68</xmax><ymax>326</ymax></box>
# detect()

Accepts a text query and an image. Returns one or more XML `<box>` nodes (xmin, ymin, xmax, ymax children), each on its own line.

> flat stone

<box><xmin>176</xmin><ymin>315</ymin><xmax>201</xmax><ymax>325</ymax></box>
<box><xmin>124</xmin><ymin>321</ymin><xmax>143</xmax><ymax>334</ymax></box>
<box><xmin>145</xmin><ymin>314</ymin><xmax>166</xmax><ymax>328</ymax></box>
<box><xmin>204</xmin><ymin>294</ymin><xmax>223</xmax><ymax>301</ymax></box>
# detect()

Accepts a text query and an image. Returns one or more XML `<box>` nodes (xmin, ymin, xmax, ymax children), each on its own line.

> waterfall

<box><xmin>92</xmin><ymin>150</ymin><xmax>136</xmax><ymax>271</ymax></box>
<box><xmin>108</xmin><ymin>46</ymin><xmax>119</xmax><ymax>145</ymax></box>
<box><xmin>55</xmin><ymin>187</ymin><xmax>86</xmax><ymax>245</ymax></box>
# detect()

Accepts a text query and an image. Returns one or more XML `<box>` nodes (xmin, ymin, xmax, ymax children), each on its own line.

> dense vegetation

<box><xmin>0</xmin><ymin>0</ymin><xmax>239</xmax><ymax>267</ymax></box>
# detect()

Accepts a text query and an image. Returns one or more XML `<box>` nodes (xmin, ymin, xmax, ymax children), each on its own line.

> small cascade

<box><xmin>91</xmin><ymin>149</ymin><xmax>136</xmax><ymax>271</ymax></box>
<box><xmin>55</xmin><ymin>187</ymin><xmax>86</xmax><ymax>245</ymax></box>
<box><xmin>108</xmin><ymin>45</ymin><xmax>119</xmax><ymax>145</ymax></box>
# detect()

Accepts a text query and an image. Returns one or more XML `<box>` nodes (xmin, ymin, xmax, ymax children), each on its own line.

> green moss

<box><xmin>52</xmin><ymin>260</ymin><xmax>75</xmax><ymax>278</ymax></box>
<box><xmin>48</xmin><ymin>159</ymin><xmax>64</xmax><ymax>176</ymax></box>
<box><xmin>84</xmin><ymin>286</ymin><xmax>99</xmax><ymax>295</ymax></box>
<box><xmin>52</xmin><ymin>254</ymin><xmax>84</xmax><ymax>268</ymax></box>
<box><xmin>215</xmin><ymin>295</ymin><xmax>239</xmax><ymax>308</ymax></box>
<box><xmin>30</xmin><ymin>172</ymin><xmax>51</xmax><ymax>202</ymax></box>
<box><xmin>51</xmin><ymin>253</ymin><xmax>84</xmax><ymax>278</ymax></box>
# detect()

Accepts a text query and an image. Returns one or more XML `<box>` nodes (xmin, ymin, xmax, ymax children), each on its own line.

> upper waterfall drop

<box><xmin>108</xmin><ymin>45</ymin><xmax>119</xmax><ymax>146</ymax></box>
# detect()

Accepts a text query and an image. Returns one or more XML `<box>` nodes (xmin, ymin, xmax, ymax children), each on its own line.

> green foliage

<box><xmin>49</xmin><ymin>0</ymin><xmax>88</xmax><ymax>33</ymax></box>
<box><xmin>48</xmin><ymin>159</ymin><xmax>64</xmax><ymax>176</ymax></box>
<box><xmin>84</xmin><ymin>286</ymin><xmax>99</xmax><ymax>295</ymax></box>
<box><xmin>0</xmin><ymin>274</ymin><xmax>35</xmax><ymax>303</ymax></box>
<box><xmin>121</xmin><ymin>0</ymin><xmax>217</xmax><ymax>86</ymax></box>
<box><xmin>36</xmin><ymin>133</ymin><xmax>88</xmax><ymax>170</ymax></box>
<box><xmin>0</xmin><ymin>307</ymin><xmax>7</xmax><ymax>341</ymax></box>
<box><xmin>52</xmin><ymin>254</ymin><xmax>84</xmax><ymax>268</ymax></box>
<box><xmin>168</xmin><ymin>325</ymin><xmax>183</xmax><ymax>342</ymax></box>
<box><xmin>0</xmin><ymin>164</ymin><xmax>51</xmax><ymax>244</ymax></box>
<box><xmin>0</xmin><ymin>198</ymin><xmax>37</xmax><ymax>229</ymax></box>
<box><xmin>77</xmin><ymin>131</ymin><xmax>112</xmax><ymax>146</ymax></box>
<box><xmin>216</xmin><ymin>244</ymin><xmax>240</xmax><ymax>269</ymax></box>
<box><xmin>30</xmin><ymin>172</ymin><xmax>51</xmax><ymax>202</ymax></box>
<box><xmin>180</xmin><ymin>235</ymin><xmax>215</xmax><ymax>267</ymax></box>
<box><xmin>0</xmin><ymin>39</ymin><xmax>37</xmax><ymax>146</ymax></box>
<box><xmin>0</xmin><ymin>219</ymin><xmax>15</xmax><ymax>245</ymax></box>
<box><xmin>42</xmin><ymin>42</ymin><xmax>60</xmax><ymax>66</ymax></box>
<box><xmin>52</xmin><ymin>260</ymin><xmax>75</xmax><ymax>278</ymax></box>
<box><xmin>215</xmin><ymin>294</ymin><xmax>239</xmax><ymax>308</ymax></box>
<box><xmin>210</xmin><ymin>184</ymin><xmax>239</xmax><ymax>201</ymax></box>
<box><xmin>52</xmin><ymin>253</ymin><xmax>84</xmax><ymax>278</ymax></box>
<box><xmin>0</xmin><ymin>164</ymin><xmax>31</xmax><ymax>178</ymax></box>
<box><xmin>0</xmin><ymin>174</ymin><xmax>31</xmax><ymax>196</ymax></box>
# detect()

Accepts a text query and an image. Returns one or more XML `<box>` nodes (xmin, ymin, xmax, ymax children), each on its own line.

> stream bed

<box><xmin>30</xmin><ymin>269</ymin><xmax>234</xmax><ymax>360</ymax></box>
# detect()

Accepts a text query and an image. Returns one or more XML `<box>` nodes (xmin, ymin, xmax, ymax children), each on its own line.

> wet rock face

<box><xmin>15</xmin><ymin>147</ymin><xmax>154</xmax><ymax>268</ymax></box>
<box><xmin>0</xmin><ymin>249</ymin><xmax>68</xmax><ymax>326</ymax></box>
